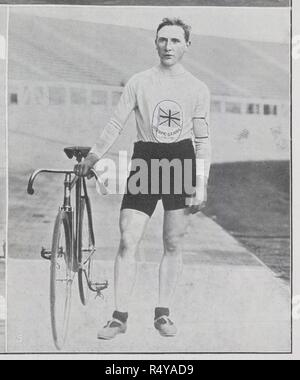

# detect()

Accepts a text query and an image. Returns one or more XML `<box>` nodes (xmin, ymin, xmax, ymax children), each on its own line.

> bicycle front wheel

<box><xmin>50</xmin><ymin>210</ymin><xmax>73</xmax><ymax>351</ymax></box>
<box><xmin>78</xmin><ymin>196</ymin><xmax>95</xmax><ymax>306</ymax></box>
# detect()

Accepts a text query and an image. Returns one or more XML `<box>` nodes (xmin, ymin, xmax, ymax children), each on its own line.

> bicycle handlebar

<box><xmin>27</xmin><ymin>169</ymin><xmax>74</xmax><ymax>195</ymax></box>
<box><xmin>27</xmin><ymin>168</ymin><xmax>108</xmax><ymax>195</ymax></box>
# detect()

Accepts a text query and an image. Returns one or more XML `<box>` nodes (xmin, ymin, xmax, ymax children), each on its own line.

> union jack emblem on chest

<box><xmin>158</xmin><ymin>107</ymin><xmax>182</xmax><ymax>128</ymax></box>
<box><xmin>152</xmin><ymin>100</ymin><xmax>183</xmax><ymax>143</ymax></box>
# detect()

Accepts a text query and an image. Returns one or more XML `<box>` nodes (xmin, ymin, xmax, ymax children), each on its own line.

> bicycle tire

<box><xmin>50</xmin><ymin>210</ymin><xmax>73</xmax><ymax>351</ymax></box>
<box><xmin>78</xmin><ymin>196</ymin><xmax>95</xmax><ymax>306</ymax></box>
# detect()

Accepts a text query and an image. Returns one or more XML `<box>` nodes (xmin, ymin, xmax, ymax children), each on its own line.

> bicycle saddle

<box><xmin>64</xmin><ymin>146</ymin><xmax>91</xmax><ymax>161</ymax></box>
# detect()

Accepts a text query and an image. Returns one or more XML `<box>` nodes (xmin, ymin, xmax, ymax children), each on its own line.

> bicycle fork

<box><xmin>41</xmin><ymin>173</ymin><xmax>73</xmax><ymax>262</ymax></box>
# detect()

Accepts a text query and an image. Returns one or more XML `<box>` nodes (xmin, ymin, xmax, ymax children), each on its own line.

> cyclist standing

<box><xmin>75</xmin><ymin>18</ymin><xmax>211</xmax><ymax>340</ymax></box>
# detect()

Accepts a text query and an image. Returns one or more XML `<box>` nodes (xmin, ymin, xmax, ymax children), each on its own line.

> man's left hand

<box><xmin>187</xmin><ymin>176</ymin><xmax>208</xmax><ymax>215</ymax></box>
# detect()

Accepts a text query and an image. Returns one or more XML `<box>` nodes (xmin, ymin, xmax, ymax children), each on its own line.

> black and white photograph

<box><xmin>5</xmin><ymin>4</ymin><xmax>292</xmax><ymax>355</ymax></box>
<box><xmin>0</xmin><ymin>5</ymin><xmax>7</xmax><ymax>354</ymax></box>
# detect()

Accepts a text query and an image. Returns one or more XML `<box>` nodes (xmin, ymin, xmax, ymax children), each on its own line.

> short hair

<box><xmin>156</xmin><ymin>18</ymin><xmax>192</xmax><ymax>43</ymax></box>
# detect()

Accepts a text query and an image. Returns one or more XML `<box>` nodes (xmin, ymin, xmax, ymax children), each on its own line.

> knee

<box><xmin>119</xmin><ymin>231</ymin><xmax>139</xmax><ymax>257</ymax></box>
<box><xmin>163</xmin><ymin>232</ymin><xmax>184</xmax><ymax>255</ymax></box>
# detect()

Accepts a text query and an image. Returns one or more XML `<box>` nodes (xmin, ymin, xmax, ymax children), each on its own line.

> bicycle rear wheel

<box><xmin>50</xmin><ymin>210</ymin><xmax>73</xmax><ymax>351</ymax></box>
<box><xmin>78</xmin><ymin>196</ymin><xmax>95</xmax><ymax>306</ymax></box>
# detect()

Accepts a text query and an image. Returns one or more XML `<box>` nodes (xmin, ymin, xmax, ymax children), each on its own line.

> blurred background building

<box><xmin>8</xmin><ymin>11</ymin><xmax>290</xmax><ymax>171</ymax></box>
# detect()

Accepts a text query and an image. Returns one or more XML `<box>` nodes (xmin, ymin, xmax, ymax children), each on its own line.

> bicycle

<box><xmin>27</xmin><ymin>146</ymin><xmax>109</xmax><ymax>350</ymax></box>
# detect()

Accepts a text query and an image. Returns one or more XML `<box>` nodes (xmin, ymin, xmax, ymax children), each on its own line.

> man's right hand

<box><xmin>74</xmin><ymin>153</ymin><xmax>100</xmax><ymax>177</ymax></box>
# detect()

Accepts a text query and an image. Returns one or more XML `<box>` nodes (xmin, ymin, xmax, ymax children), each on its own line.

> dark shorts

<box><xmin>121</xmin><ymin>139</ymin><xmax>196</xmax><ymax>217</ymax></box>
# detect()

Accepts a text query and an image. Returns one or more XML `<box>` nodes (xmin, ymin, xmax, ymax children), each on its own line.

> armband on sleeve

<box><xmin>193</xmin><ymin>117</ymin><xmax>211</xmax><ymax>179</ymax></box>
<box><xmin>195</xmin><ymin>136</ymin><xmax>211</xmax><ymax>180</ymax></box>
<box><xmin>193</xmin><ymin>86</ymin><xmax>211</xmax><ymax>179</ymax></box>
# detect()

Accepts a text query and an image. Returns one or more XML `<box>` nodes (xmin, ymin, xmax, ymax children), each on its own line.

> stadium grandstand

<box><xmin>8</xmin><ymin>12</ymin><xmax>290</xmax><ymax>170</ymax></box>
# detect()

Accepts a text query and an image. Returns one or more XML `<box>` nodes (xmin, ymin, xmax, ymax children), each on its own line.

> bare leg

<box><xmin>115</xmin><ymin>209</ymin><xmax>149</xmax><ymax>312</ymax></box>
<box><xmin>159</xmin><ymin>208</ymin><xmax>190</xmax><ymax>308</ymax></box>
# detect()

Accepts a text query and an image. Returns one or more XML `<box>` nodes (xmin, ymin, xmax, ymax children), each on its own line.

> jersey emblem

<box><xmin>152</xmin><ymin>100</ymin><xmax>183</xmax><ymax>143</ymax></box>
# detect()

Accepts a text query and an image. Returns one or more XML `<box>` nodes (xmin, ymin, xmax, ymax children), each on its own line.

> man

<box><xmin>75</xmin><ymin>18</ymin><xmax>211</xmax><ymax>340</ymax></box>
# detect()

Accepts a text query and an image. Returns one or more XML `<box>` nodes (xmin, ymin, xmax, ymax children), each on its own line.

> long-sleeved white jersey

<box><xmin>90</xmin><ymin>65</ymin><xmax>211</xmax><ymax>177</ymax></box>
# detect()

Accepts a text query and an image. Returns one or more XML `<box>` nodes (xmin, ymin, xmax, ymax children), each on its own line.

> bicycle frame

<box><xmin>27</xmin><ymin>168</ymin><xmax>108</xmax><ymax>294</ymax></box>
<box><xmin>27</xmin><ymin>148</ymin><xmax>109</xmax><ymax>349</ymax></box>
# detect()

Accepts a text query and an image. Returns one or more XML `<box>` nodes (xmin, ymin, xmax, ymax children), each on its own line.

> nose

<box><xmin>165</xmin><ymin>40</ymin><xmax>172</xmax><ymax>51</ymax></box>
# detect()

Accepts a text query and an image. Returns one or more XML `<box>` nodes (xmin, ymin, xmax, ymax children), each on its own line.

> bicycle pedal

<box><xmin>41</xmin><ymin>248</ymin><xmax>52</xmax><ymax>261</ymax></box>
<box><xmin>94</xmin><ymin>281</ymin><xmax>109</xmax><ymax>291</ymax></box>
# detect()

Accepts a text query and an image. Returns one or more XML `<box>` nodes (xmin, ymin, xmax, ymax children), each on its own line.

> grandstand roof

<box><xmin>8</xmin><ymin>13</ymin><xmax>290</xmax><ymax>100</ymax></box>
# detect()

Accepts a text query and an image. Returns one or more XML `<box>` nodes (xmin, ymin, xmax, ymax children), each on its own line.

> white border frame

<box><xmin>0</xmin><ymin>1</ymin><xmax>297</xmax><ymax>360</ymax></box>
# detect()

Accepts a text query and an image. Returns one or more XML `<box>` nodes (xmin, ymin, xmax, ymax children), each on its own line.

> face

<box><xmin>156</xmin><ymin>25</ymin><xmax>190</xmax><ymax>67</ymax></box>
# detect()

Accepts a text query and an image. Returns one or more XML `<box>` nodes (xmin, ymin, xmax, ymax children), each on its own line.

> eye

<box><xmin>158</xmin><ymin>38</ymin><xmax>167</xmax><ymax>44</ymax></box>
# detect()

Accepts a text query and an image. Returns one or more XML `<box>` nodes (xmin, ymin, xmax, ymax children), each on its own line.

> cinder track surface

<box><xmin>7</xmin><ymin>179</ymin><xmax>290</xmax><ymax>353</ymax></box>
